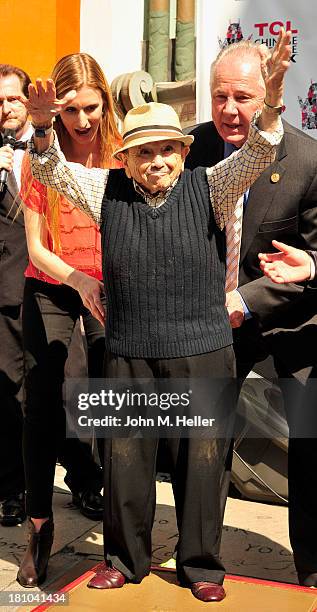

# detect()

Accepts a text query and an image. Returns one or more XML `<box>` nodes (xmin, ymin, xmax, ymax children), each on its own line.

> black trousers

<box><xmin>0</xmin><ymin>305</ymin><xmax>25</xmax><ymax>498</ymax></box>
<box><xmin>23</xmin><ymin>278</ymin><xmax>105</xmax><ymax>517</ymax></box>
<box><xmin>275</xmin><ymin>364</ymin><xmax>317</xmax><ymax>584</ymax></box>
<box><xmin>233</xmin><ymin>319</ymin><xmax>317</xmax><ymax>583</ymax></box>
<box><xmin>103</xmin><ymin>347</ymin><xmax>237</xmax><ymax>585</ymax></box>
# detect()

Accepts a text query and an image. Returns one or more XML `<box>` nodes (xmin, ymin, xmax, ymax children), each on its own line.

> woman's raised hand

<box><xmin>23</xmin><ymin>79</ymin><xmax>76</xmax><ymax>126</ymax></box>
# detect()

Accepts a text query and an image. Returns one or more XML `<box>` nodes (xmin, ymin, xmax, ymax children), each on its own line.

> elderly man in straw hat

<box><xmin>13</xmin><ymin>32</ymin><xmax>290</xmax><ymax>602</ymax></box>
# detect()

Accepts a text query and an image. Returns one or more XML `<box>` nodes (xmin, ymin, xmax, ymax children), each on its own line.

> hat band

<box><xmin>123</xmin><ymin>124</ymin><xmax>184</xmax><ymax>142</ymax></box>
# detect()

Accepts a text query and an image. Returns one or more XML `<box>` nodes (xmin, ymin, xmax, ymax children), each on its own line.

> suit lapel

<box><xmin>239</xmin><ymin>136</ymin><xmax>288</xmax><ymax>264</ymax></box>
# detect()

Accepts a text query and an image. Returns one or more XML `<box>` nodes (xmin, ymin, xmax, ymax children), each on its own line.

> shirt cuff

<box><xmin>236</xmin><ymin>289</ymin><xmax>252</xmax><ymax>320</ymax></box>
<box><xmin>27</xmin><ymin>131</ymin><xmax>62</xmax><ymax>164</ymax></box>
<box><xmin>305</xmin><ymin>250</ymin><xmax>317</xmax><ymax>281</ymax></box>
<box><xmin>309</xmin><ymin>256</ymin><xmax>316</xmax><ymax>281</ymax></box>
<box><xmin>251</xmin><ymin>111</ymin><xmax>284</xmax><ymax>146</ymax></box>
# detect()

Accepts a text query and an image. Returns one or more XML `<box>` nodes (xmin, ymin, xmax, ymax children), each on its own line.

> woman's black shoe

<box><xmin>17</xmin><ymin>517</ymin><xmax>54</xmax><ymax>587</ymax></box>
<box><xmin>0</xmin><ymin>492</ymin><xmax>26</xmax><ymax>526</ymax></box>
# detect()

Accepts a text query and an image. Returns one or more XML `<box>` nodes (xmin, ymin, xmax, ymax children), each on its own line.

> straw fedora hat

<box><xmin>114</xmin><ymin>102</ymin><xmax>194</xmax><ymax>158</ymax></box>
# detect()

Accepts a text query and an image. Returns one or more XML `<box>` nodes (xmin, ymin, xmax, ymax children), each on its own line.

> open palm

<box><xmin>21</xmin><ymin>79</ymin><xmax>76</xmax><ymax>125</ymax></box>
<box><xmin>258</xmin><ymin>240</ymin><xmax>312</xmax><ymax>283</ymax></box>
<box><xmin>259</xmin><ymin>28</ymin><xmax>291</xmax><ymax>105</ymax></box>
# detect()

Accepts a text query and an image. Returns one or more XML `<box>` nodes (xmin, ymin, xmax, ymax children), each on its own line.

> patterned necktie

<box><xmin>225</xmin><ymin>194</ymin><xmax>244</xmax><ymax>293</ymax></box>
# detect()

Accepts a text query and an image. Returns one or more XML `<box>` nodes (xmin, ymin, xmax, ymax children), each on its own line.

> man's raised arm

<box><xmin>208</xmin><ymin>28</ymin><xmax>291</xmax><ymax>229</ymax></box>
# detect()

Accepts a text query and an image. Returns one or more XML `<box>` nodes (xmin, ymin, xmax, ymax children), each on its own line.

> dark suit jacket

<box><xmin>186</xmin><ymin>120</ymin><xmax>317</xmax><ymax>331</ymax></box>
<box><xmin>0</xmin><ymin>171</ymin><xmax>28</xmax><ymax>307</ymax></box>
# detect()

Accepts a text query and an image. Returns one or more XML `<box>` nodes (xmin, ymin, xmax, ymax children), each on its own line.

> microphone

<box><xmin>0</xmin><ymin>128</ymin><xmax>16</xmax><ymax>192</ymax></box>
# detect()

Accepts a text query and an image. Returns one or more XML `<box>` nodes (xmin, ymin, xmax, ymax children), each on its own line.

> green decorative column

<box><xmin>175</xmin><ymin>0</ymin><xmax>195</xmax><ymax>81</ymax></box>
<box><xmin>148</xmin><ymin>0</ymin><xmax>170</xmax><ymax>82</ymax></box>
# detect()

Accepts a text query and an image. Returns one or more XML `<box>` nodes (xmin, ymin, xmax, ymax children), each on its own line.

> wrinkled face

<box><xmin>60</xmin><ymin>86</ymin><xmax>103</xmax><ymax>144</ymax></box>
<box><xmin>211</xmin><ymin>54</ymin><xmax>265</xmax><ymax>147</ymax></box>
<box><xmin>121</xmin><ymin>140</ymin><xmax>189</xmax><ymax>194</ymax></box>
<box><xmin>0</xmin><ymin>74</ymin><xmax>28</xmax><ymax>138</ymax></box>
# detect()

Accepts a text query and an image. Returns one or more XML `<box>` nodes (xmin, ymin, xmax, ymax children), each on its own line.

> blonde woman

<box><xmin>17</xmin><ymin>53</ymin><xmax>122</xmax><ymax>587</ymax></box>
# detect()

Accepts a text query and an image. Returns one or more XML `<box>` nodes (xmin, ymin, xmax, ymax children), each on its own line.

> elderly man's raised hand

<box><xmin>19</xmin><ymin>79</ymin><xmax>76</xmax><ymax>126</ymax></box>
<box><xmin>260</xmin><ymin>28</ymin><xmax>291</xmax><ymax>108</ymax></box>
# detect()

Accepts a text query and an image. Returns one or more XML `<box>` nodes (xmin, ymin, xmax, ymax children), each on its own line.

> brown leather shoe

<box><xmin>87</xmin><ymin>562</ymin><xmax>126</xmax><ymax>589</ymax></box>
<box><xmin>191</xmin><ymin>581</ymin><xmax>226</xmax><ymax>602</ymax></box>
<box><xmin>17</xmin><ymin>517</ymin><xmax>54</xmax><ymax>588</ymax></box>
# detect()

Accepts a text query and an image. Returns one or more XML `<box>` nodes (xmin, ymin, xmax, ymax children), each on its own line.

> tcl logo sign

<box><xmin>254</xmin><ymin>20</ymin><xmax>298</xmax><ymax>62</ymax></box>
<box><xmin>255</xmin><ymin>21</ymin><xmax>298</xmax><ymax>36</ymax></box>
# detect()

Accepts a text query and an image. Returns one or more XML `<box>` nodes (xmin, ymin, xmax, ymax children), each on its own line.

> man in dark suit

<box><xmin>185</xmin><ymin>39</ymin><xmax>317</xmax><ymax>587</ymax></box>
<box><xmin>0</xmin><ymin>64</ymin><xmax>32</xmax><ymax>526</ymax></box>
<box><xmin>0</xmin><ymin>64</ymin><xmax>104</xmax><ymax>526</ymax></box>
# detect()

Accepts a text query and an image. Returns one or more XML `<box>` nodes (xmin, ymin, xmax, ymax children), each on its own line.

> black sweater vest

<box><xmin>100</xmin><ymin>168</ymin><xmax>232</xmax><ymax>358</ymax></box>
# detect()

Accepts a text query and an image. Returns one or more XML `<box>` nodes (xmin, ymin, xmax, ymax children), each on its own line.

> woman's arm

<box><xmin>24</xmin><ymin>206</ymin><xmax>105</xmax><ymax>325</ymax></box>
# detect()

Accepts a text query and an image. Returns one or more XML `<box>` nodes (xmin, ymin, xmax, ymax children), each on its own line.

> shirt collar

<box><xmin>133</xmin><ymin>177</ymin><xmax>179</xmax><ymax>208</ymax></box>
<box><xmin>18</xmin><ymin>122</ymin><xmax>33</xmax><ymax>142</ymax></box>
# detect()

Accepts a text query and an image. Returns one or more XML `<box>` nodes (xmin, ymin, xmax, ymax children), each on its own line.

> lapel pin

<box><xmin>270</xmin><ymin>172</ymin><xmax>280</xmax><ymax>183</ymax></box>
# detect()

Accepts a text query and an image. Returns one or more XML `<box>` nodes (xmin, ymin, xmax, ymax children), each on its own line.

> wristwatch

<box><xmin>263</xmin><ymin>100</ymin><xmax>285</xmax><ymax>115</ymax></box>
<box><xmin>32</xmin><ymin>123</ymin><xmax>53</xmax><ymax>138</ymax></box>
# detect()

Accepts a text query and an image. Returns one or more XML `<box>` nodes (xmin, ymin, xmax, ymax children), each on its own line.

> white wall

<box><xmin>196</xmin><ymin>1</ymin><xmax>220</xmax><ymax>123</ymax></box>
<box><xmin>80</xmin><ymin>0</ymin><xmax>144</xmax><ymax>85</ymax></box>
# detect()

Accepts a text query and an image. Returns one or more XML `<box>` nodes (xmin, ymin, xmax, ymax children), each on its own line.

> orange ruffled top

<box><xmin>21</xmin><ymin>154</ymin><xmax>121</xmax><ymax>285</ymax></box>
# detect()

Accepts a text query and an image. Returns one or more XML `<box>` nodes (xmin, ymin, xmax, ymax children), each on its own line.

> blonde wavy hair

<box><xmin>43</xmin><ymin>53</ymin><xmax>122</xmax><ymax>251</ymax></box>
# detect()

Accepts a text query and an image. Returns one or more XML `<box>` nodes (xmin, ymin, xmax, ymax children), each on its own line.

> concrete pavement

<box><xmin>0</xmin><ymin>466</ymin><xmax>296</xmax><ymax>612</ymax></box>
